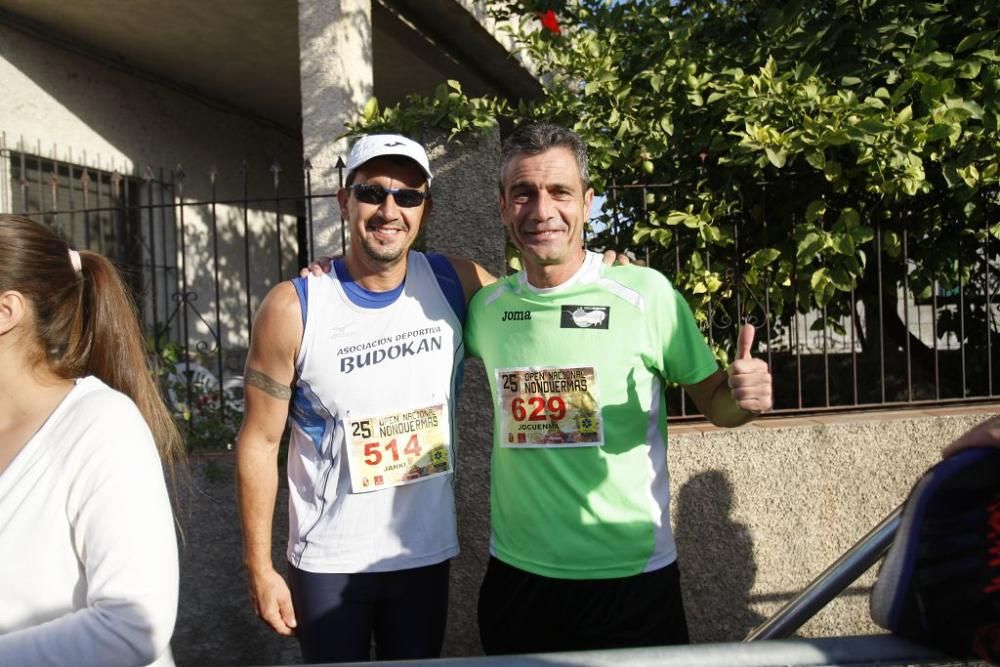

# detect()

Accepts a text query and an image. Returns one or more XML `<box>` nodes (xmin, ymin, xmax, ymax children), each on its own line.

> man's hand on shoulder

<box><xmin>298</xmin><ymin>255</ymin><xmax>339</xmax><ymax>278</ymax></box>
<box><xmin>602</xmin><ymin>250</ymin><xmax>634</xmax><ymax>266</ymax></box>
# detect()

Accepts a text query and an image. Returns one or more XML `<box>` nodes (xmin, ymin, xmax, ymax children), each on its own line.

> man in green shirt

<box><xmin>465</xmin><ymin>123</ymin><xmax>773</xmax><ymax>654</ymax></box>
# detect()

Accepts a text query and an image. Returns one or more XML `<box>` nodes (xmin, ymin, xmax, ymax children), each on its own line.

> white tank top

<box><xmin>287</xmin><ymin>252</ymin><xmax>462</xmax><ymax>572</ymax></box>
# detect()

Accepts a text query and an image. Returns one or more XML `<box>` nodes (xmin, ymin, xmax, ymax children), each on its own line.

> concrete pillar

<box><xmin>297</xmin><ymin>0</ymin><xmax>373</xmax><ymax>256</ymax></box>
<box><xmin>424</xmin><ymin>125</ymin><xmax>505</xmax><ymax>656</ymax></box>
<box><xmin>423</xmin><ymin>126</ymin><xmax>505</xmax><ymax>276</ymax></box>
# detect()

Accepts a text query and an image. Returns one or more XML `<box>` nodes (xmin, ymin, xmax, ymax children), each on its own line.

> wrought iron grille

<box><xmin>4</xmin><ymin>145</ymin><xmax>998</xmax><ymax>425</ymax></box>
<box><xmin>595</xmin><ymin>179</ymin><xmax>1000</xmax><ymax>419</ymax></box>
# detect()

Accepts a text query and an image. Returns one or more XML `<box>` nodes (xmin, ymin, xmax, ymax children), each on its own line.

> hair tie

<box><xmin>68</xmin><ymin>248</ymin><xmax>83</xmax><ymax>274</ymax></box>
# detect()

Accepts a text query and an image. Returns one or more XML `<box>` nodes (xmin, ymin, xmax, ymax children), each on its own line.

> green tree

<box><xmin>354</xmin><ymin>0</ymin><xmax>1000</xmax><ymax>399</ymax></box>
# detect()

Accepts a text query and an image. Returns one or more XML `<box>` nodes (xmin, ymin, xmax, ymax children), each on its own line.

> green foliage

<box><xmin>173</xmin><ymin>385</ymin><xmax>241</xmax><ymax>453</ymax></box>
<box><xmin>351</xmin><ymin>0</ymin><xmax>1000</xmax><ymax>340</ymax></box>
<box><xmin>149</xmin><ymin>339</ymin><xmax>243</xmax><ymax>452</ymax></box>
<box><xmin>353</xmin><ymin>80</ymin><xmax>510</xmax><ymax>140</ymax></box>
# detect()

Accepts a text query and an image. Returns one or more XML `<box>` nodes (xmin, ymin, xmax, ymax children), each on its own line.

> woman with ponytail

<box><xmin>0</xmin><ymin>214</ymin><xmax>184</xmax><ymax>666</ymax></box>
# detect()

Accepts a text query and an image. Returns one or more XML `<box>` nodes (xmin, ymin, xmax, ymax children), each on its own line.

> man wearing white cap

<box><xmin>236</xmin><ymin>134</ymin><xmax>492</xmax><ymax>662</ymax></box>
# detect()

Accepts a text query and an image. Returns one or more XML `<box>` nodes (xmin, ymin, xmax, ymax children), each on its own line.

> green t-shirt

<box><xmin>465</xmin><ymin>251</ymin><xmax>718</xmax><ymax>579</ymax></box>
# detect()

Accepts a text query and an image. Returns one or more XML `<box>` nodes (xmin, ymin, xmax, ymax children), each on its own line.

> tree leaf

<box><xmin>851</xmin><ymin>226</ymin><xmax>875</xmax><ymax>244</ymax></box>
<box><xmin>362</xmin><ymin>97</ymin><xmax>379</xmax><ymax>121</ymax></box>
<box><xmin>957</xmin><ymin>30</ymin><xmax>998</xmax><ymax>53</ymax></box>
<box><xmin>810</xmin><ymin>267</ymin><xmax>830</xmax><ymax>291</ymax></box>
<box><xmin>794</xmin><ymin>62</ymin><xmax>815</xmax><ymax>81</ymax></box>
<box><xmin>659</xmin><ymin>115</ymin><xmax>674</xmax><ymax>136</ymax></box>
<box><xmin>926</xmin><ymin>123</ymin><xmax>958</xmax><ymax>142</ymax></box>
<box><xmin>945</xmin><ymin>97</ymin><xmax>984</xmax><ymax>119</ymax></box>
<box><xmin>829</xmin><ymin>266</ymin><xmax>854</xmax><ymax>291</ymax></box>
<box><xmin>806</xmin><ymin>150</ymin><xmax>826</xmax><ymax>170</ymax></box>
<box><xmin>957</xmin><ymin>33</ymin><xmax>982</xmax><ymax>53</ymax></box>
<box><xmin>837</xmin><ymin>208</ymin><xmax>860</xmax><ymax>228</ymax></box>
<box><xmin>926</xmin><ymin>51</ymin><xmax>955</xmax><ymax>67</ymax></box>
<box><xmin>765</xmin><ymin>147</ymin><xmax>787</xmax><ymax>168</ymax></box>
<box><xmin>805</xmin><ymin>200</ymin><xmax>826</xmax><ymax>223</ymax></box>
<box><xmin>824</xmin><ymin>161</ymin><xmax>843</xmax><ymax>181</ymax></box>
<box><xmin>798</xmin><ymin>231</ymin><xmax>827</xmax><ymax>263</ymax></box>
<box><xmin>858</xmin><ymin>118</ymin><xmax>889</xmax><ymax>133</ymax></box>
<box><xmin>750</xmin><ymin>248</ymin><xmax>781</xmax><ymax>268</ymax></box>
<box><xmin>667</xmin><ymin>211</ymin><xmax>700</xmax><ymax>228</ymax></box>
<box><xmin>834</xmin><ymin>234</ymin><xmax>856</xmax><ymax>255</ymax></box>
<box><xmin>956</xmin><ymin>60</ymin><xmax>982</xmax><ymax>79</ymax></box>
<box><xmin>824</xmin><ymin>130</ymin><xmax>851</xmax><ymax>146</ymax></box>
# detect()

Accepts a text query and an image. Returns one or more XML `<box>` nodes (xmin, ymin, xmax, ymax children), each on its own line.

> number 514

<box><xmin>364</xmin><ymin>434</ymin><xmax>422</xmax><ymax>465</ymax></box>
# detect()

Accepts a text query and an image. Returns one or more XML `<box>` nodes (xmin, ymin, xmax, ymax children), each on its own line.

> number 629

<box><xmin>511</xmin><ymin>396</ymin><xmax>566</xmax><ymax>422</ymax></box>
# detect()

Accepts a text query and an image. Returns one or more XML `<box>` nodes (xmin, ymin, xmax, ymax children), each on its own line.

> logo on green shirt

<box><xmin>560</xmin><ymin>305</ymin><xmax>610</xmax><ymax>329</ymax></box>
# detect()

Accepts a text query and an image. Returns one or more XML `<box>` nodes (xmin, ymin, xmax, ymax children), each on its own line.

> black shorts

<box><xmin>478</xmin><ymin>557</ymin><xmax>689</xmax><ymax>655</ymax></box>
<box><xmin>287</xmin><ymin>560</ymin><xmax>449</xmax><ymax>663</ymax></box>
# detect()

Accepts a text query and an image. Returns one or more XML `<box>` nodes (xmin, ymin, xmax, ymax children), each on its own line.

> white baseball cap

<box><xmin>346</xmin><ymin>134</ymin><xmax>433</xmax><ymax>185</ymax></box>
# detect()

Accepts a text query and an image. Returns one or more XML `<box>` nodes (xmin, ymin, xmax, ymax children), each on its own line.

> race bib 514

<box><xmin>348</xmin><ymin>404</ymin><xmax>451</xmax><ymax>492</ymax></box>
<box><xmin>496</xmin><ymin>366</ymin><xmax>603</xmax><ymax>448</ymax></box>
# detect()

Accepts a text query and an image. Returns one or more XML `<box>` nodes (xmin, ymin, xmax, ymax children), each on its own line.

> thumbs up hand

<box><xmin>727</xmin><ymin>323</ymin><xmax>772</xmax><ymax>415</ymax></box>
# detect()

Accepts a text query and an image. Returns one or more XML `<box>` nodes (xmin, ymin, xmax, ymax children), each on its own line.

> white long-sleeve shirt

<box><xmin>0</xmin><ymin>376</ymin><xmax>178</xmax><ymax>667</ymax></box>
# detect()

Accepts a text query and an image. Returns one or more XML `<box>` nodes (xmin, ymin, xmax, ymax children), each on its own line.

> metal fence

<box><xmin>598</xmin><ymin>179</ymin><xmax>1000</xmax><ymax>419</ymax></box>
<box><xmin>1</xmin><ymin>145</ymin><xmax>347</xmax><ymax>441</ymax></box>
<box><xmin>4</xmin><ymin>146</ymin><xmax>999</xmax><ymax>429</ymax></box>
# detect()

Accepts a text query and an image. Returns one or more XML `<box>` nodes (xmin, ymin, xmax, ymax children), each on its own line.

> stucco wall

<box><xmin>0</xmin><ymin>22</ymin><xmax>302</xmax><ymax>352</ymax></box>
<box><xmin>670</xmin><ymin>409</ymin><xmax>998</xmax><ymax>643</ymax></box>
<box><xmin>437</xmin><ymin>407</ymin><xmax>998</xmax><ymax>656</ymax></box>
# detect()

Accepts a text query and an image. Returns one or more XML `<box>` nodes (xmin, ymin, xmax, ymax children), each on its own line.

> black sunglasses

<box><xmin>350</xmin><ymin>184</ymin><xmax>430</xmax><ymax>208</ymax></box>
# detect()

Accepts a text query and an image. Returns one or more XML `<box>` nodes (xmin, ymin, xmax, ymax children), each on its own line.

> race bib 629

<box><xmin>496</xmin><ymin>366</ymin><xmax>603</xmax><ymax>448</ymax></box>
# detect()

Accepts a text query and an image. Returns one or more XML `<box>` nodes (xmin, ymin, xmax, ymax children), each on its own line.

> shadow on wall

<box><xmin>156</xmin><ymin>201</ymin><xmax>306</xmax><ymax>353</ymax></box>
<box><xmin>674</xmin><ymin>470</ymin><xmax>765</xmax><ymax>642</ymax></box>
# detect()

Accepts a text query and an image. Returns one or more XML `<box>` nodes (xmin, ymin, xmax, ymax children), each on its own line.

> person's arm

<box><xmin>0</xmin><ymin>398</ymin><xmax>177</xmax><ymax>667</ymax></box>
<box><xmin>682</xmin><ymin>324</ymin><xmax>772</xmax><ymax>427</ymax></box>
<box><xmin>445</xmin><ymin>255</ymin><xmax>496</xmax><ymax>305</ymax></box>
<box><xmin>942</xmin><ymin>415</ymin><xmax>1000</xmax><ymax>457</ymax></box>
<box><xmin>443</xmin><ymin>251</ymin><xmax>621</xmax><ymax>306</ymax></box>
<box><xmin>300</xmin><ymin>255</ymin><xmax>339</xmax><ymax>278</ymax></box>
<box><xmin>235</xmin><ymin>281</ymin><xmax>302</xmax><ymax>636</ymax></box>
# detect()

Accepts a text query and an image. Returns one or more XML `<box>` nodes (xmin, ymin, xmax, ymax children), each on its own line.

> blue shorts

<box><xmin>287</xmin><ymin>560</ymin><xmax>450</xmax><ymax>663</ymax></box>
